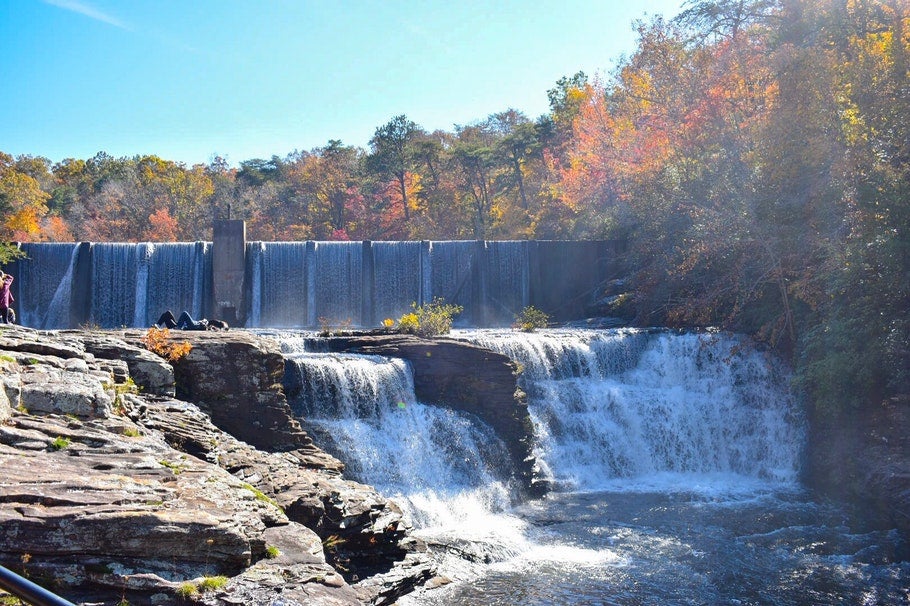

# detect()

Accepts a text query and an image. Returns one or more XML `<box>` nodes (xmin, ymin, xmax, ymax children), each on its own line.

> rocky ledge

<box><xmin>0</xmin><ymin>325</ymin><xmax>434</xmax><ymax>605</ymax></box>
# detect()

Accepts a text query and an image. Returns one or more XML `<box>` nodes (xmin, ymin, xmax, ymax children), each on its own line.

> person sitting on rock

<box><xmin>0</xmin><ymin>270</ymin><xmax>14</xmax><ymax>324</ymax></box>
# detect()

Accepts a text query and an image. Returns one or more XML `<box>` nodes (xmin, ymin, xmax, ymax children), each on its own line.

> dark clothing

<box><xmin>156</xmin><ymin>310</ymin><xmax>178</xmax><ymax>329</ymax></box>
<box><xmin>156</xmin><ymin>310</ymin><xmax>208</xmax><ymax>330</ymax></box>
<box><xmin>177</xmin><ymin>311</ymin><xmax>208</xmax><ymax>330</ymax></box>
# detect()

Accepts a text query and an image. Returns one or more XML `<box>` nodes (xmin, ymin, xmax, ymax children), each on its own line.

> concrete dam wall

<box><xmin>8</xmin><ymin>221</ymin><xmax>620</xmax><ymax>329</ymax></box>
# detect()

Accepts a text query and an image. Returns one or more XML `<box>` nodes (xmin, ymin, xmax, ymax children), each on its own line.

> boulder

<box><xmin>0</xmin><ymin>412</ymin><xmax>286</xmax><ymax>603</ymax></box>
<box><xmin>17</xmin><ymin>366</ymin><xmax>114</xmax><ymax>418</ymax></box>
<box><xmin>79</xmin><ymin>332</ymin><xmax>176</xmax><ymax>396</ymax></box>
<box><xmin>134</xmin><ymin>330</ymin><xmax>317</xmax><ymax>454</ymax></box>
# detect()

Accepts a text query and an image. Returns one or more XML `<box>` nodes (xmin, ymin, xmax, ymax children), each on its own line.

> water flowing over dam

<box><xmin>278</xmin><ymin>328</ymin><xmax>907</xmax><ymax>605</ymax></box>
<box><xmin>12</xmin><ymin>239</ymin><xmax>615</xmax><ymax>329</ymax></box>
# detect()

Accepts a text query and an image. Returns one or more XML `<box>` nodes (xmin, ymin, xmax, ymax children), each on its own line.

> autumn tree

<box><xmin>368</xmin><ymin>115</ymin><xmax>422</xmax><ymax>224</ymax></box>
<box><xmin>284</xmin><ymin>141</ymin><xmax>365</xmax><ymax>240</ymax></box>
<box><xmin>0</xmin><ymin>152</ymin><xmax>51</xmax><ymax>241</ymax></box>
<box><xmin>450</xmin><ymin>123</ymin><xmax>498</xmax><ymax>238</ymax></box>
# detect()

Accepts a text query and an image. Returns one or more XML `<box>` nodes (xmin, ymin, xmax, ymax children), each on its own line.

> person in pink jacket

<box><xmin>0</xmin><ymin>270</ymin><xmax>14</xmax><ymax>324</ymax></box>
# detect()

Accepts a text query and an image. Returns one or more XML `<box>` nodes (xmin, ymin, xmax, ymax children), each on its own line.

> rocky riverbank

<box><xmin>0</xmin><ymin>325</ymin><xmax>434</xmax><ymax>605</ymax></box>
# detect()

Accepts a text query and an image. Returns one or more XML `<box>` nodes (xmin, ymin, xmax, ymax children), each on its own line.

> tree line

<box><xmin>0</xmin><ymin>107</ymin><xmax>579</xmax><ymax>244</ymax></box>
<box><xmin>1</xmin><ymin>0</ymin><xmax>907</xmax><ymax>412</ymax></box>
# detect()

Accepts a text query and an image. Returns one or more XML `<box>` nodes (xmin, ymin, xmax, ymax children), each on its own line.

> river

<box><xmin>279</xmin><ymin>329</ymin><xmax>908</xmax><ymax>605</ymax></box>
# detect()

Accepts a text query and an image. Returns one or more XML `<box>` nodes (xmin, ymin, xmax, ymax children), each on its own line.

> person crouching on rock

<box><xmin>0</xmin><ymin>270</ymin><xmax>14</xmax><ymax>324</ymax></box>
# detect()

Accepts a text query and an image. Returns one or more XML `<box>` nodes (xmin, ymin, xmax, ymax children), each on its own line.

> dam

<box><xmin>8</xmin><ymin>221</ymin><xmax>619</xmax><ymax>330</ymax></box>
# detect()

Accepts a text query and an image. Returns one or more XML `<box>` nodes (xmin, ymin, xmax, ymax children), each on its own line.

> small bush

<box><xmin>141</xmin><ymin>327</ymin><xmax>192</xmax><ymax>362</ymax></box>
<box><xmin>198</xmin><ymin>576</ymin><xmax>228</xmax><ymax>592</ymax></box>
<box><xmin>397</xmin><ymin>313</ymin><xmax>419</xmax><ymax>334</ymax></box>
<box><xmin>265</xmin><ymin>545</ymin><xmax>280</xmax><ymax>559</ymax></box>
<box><xmin>159</xmin><ymin>459</ymin><xmax>185</xmax><ymax>474</ymax></box>
<box><xmin>397</xmin><ymin>298</ymin><xmax>463</xmax><ymax>337</ymax></box>
<box><xmin>514</xmin><ymin>306</ymin><xmax>549</xmax><ymax>332</ymax></box>
<box><xmin>49</xmin><ymin>436</ymin><xmax>71</xmax><ymax>451</ymax></box>
<box><xmin>175</xmin><ymin>582</ymin><xmax>198</xmax><ymax>598</ymax></box>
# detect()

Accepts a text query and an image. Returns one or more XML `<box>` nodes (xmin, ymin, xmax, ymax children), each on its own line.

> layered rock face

<box><xmin>0</xmin><ymin>325</ymin><xmax>432</xmax><ymax>605</ymax></box>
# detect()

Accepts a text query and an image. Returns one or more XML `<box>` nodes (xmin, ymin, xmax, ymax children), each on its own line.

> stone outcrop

<box><xmin>0</xmin><ymin>325</ymin><xmax>433</xmax><ymax>605</ymax></box>
<box><xmin>315</xmin><ymin>333</ymin><xmax>543</xmax><ymax>495</ymax></box>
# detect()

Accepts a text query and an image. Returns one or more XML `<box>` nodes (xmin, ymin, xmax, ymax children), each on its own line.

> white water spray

<box><xmin>457</xmin><ymin>329</ymin><xmax>804</xmax><ymax>493</ymax></box>
<box><xmin>282</xmin><ymin>343</ymin><xmax>516</xmax><ymax>534</ymax></box>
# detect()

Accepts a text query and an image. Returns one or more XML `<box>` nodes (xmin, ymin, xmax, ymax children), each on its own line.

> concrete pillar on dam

<box><xmin>213</xmin><ymin>220</ymin><xmax>246</xmax><ymax>326</ymax></box>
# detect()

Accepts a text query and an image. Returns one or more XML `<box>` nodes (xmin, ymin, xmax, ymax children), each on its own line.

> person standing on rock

<box><xmin>0</xmin><ymin>270</ymin><xmax>14</xmax><ymax>324</ymax></box>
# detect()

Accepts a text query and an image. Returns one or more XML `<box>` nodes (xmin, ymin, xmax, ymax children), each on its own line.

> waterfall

<box><xmin>372</xmin><ymin>241</ymin><xmax>423</xmax><ymax>323</ymax></box>
<box><xmin>426</xmin><ymin>241</ymin><xmax>476</xmax><ymax>324</ymax></box>
<box><xmin>132</xmin><ymin>243</ymin><xmax>154</xmax><ymax>328</ymax></box>
<box><xmin>312</xmin><ymin>241</ymin><xmax>363</xmax><ymax>328</ymax></box>
<box><xmin>481</xmin><ymin>241</ymin><xmax>529</xmax><ymax>326</ymax></box>
<box><xmin>16</xmin><ymin>240</ymin><xmax>605</xmax><ymax>329</ymax></box>
<box><xmin>18</xmin><ymin>243</ymin><xmax>79</xmax><ymax>329</ymax></box>
<box><xmin>89</xmin><ymin>242</ymin><xmax>210</xmax><ymax>328</ymax></box>
<box><xmin>247</xmin><ymin>241</ymin><xmax>309</xmax><ymax>328</ymax></box>
<box><xmin>91</xmin><ymin>243</ymin><xmax>141</xmax><ymax>327</ymax></box>
<box><xmin>280</xmin><ymin>328</ymin><xmax>802</xmax><ymax>508</ymax></box>
<box><xmin>144</xmin><ymin>242</ymin><xmax>210</xmax><ymax>326</ymax></box>
<box><xmin>457</xmin><ymin>329</ymin><xmax>804</xmax><ymax>492</ymax></box>
<box><xmin>281</xmin><ymin>339</ymin><xmax>514</xmax><ymax>529</ymax></box>
<box><xmin>246</xmin><ymin>240</ymin><xmax>535</xmax><ymax>328</ymax></box>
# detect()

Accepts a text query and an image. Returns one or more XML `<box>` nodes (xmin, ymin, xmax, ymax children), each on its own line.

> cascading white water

<box><xmin>456</xmin><ymin>329</ymin><xmax>803</xmax><ymax>492</ymax></box>
<box><xmin>281</xmin><ymin>339</ymin><xmax>515</xmax><ymax>533</ymax></box>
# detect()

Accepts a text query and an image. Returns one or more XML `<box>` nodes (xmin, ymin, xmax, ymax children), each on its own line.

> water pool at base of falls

<box><xmin>399</xmin><ymin>487</ymin><xmax>908</xmax><ymax>606</ymax></box>
<box><xmin>278</xmin><ymin>329</ymin><xmax>908</xmax><ymax>605</ymax></box>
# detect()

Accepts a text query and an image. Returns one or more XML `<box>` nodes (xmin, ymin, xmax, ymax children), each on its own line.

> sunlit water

<box><xmin>278</xmin><ymin>329</ymin><xmax>909</xmax><ymax>605</ymax></box>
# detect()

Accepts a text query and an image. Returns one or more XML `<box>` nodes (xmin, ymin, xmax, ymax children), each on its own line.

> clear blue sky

<box><xmin>1</xmin><ymin>0</ymin><xmax>686</xmax><ymax>167</ymax></box>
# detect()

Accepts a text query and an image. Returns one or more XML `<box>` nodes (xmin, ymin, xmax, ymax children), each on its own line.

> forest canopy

<box><xmin>1</xmin><ymin>0</ymin><xmax>907</xmax><ymax>411</ymax></box>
